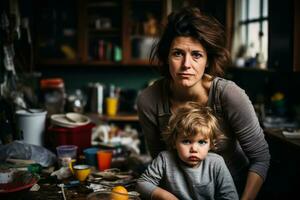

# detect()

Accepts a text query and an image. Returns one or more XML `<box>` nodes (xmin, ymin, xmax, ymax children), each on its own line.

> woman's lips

<box><xmin>178</xmin><ymin>73</ymin><xmax>193</xmax><ymax>78</ymax></box>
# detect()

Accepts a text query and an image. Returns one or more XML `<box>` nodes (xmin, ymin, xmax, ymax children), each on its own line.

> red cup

<box><xmin>97</xmin><ymin>150</ymin><xmax>113</xmax><ymax>171</ymax></box>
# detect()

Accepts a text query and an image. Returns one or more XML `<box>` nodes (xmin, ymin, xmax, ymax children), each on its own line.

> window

<box><xmin>232</xmin><ymin>0</ymin><xmax>268</xmax><ymax>69</ymax></box>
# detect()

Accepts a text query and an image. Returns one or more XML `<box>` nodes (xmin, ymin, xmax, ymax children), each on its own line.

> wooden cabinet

<box><xmin>123</xmin><ymin>0</ymin><xmax>168</xmax><ymax>65</ymax></box>
<box><xmin>79</xmin><ymin>0</ymin><xmax>123</xmax><ymax>64</ymax></box>
<box><xmin>33</xmin><ymin>0</ymin><xmax>80</xmax><ymax>65</ymax></box>
<box><xmin>33</xmin><ymin>0</ymin><xmax>169</xmax><ymax>66</ymax></box>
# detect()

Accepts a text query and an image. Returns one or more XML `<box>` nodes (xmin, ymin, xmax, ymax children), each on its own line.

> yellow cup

<box><xmin>106</xmin><ymin>97</ymin><xmax>118</xmax><ymax>116</ymax></box>
<box><xmin>72</xmin><ymin>164</ymin><xmax>91</xmax><ymax>182</ymax></box>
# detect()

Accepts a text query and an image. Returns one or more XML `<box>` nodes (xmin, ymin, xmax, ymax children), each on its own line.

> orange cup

<box><xmin>97</xmin><ymin>150</ymin><xmax>113</xmax><ymax>171</ymax></box>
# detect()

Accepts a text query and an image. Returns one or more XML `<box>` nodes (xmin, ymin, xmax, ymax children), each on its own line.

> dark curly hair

<box><xmin>150</xmin><ymin>7</ymin><xmax>230</xmax><ymax>78</ymax></box>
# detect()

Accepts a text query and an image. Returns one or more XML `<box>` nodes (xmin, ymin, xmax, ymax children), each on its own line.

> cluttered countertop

<box><xmin>264</xmin><ymin>128</ymin><xmax>300</xmax><ymax>149</ymax></box>
<box><xmin>0</xmin><ymin>162</ymin><xmax>142</xmax><ymax>200</ymax></box>
<box><xmin>0</xmin><ymin>112</ymin><xmax>149</xmax><ymax>200</ymax></box>
<box><xmin>262</xmin><ymin>114</ymin><xmax>300</xmax><ymax>149</ymax></box>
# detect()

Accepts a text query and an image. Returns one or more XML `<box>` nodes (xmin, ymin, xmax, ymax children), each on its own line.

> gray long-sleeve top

<box><xmin>137</xmin><ymin>77</ymin><xmax>270</xmax><ymax>182</ymax></box>
<box><xmin>136</xmin><ymin>151</ymin><xmax>239</xmax><ymax>200</ymax></box>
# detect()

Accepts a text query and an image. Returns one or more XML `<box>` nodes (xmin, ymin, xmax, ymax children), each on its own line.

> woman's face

<box><xmin>168</xmin><ymin>36</ymin><xmax>208</xmax><ymax>88</ymax></box>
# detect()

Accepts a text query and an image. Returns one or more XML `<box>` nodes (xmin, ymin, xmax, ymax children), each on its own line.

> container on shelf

<box><xmin>40</xmin><ymin>78</ymin><xmax>66</xmax><ymax>116</ymax></box>
<box><xmin>46</xmin><ymin>123</ymin><xmax>95</xmax><ymax>154</ymax></box>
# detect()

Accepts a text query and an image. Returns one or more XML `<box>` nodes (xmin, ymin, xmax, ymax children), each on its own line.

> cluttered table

<box><xmin>1</xmin><ymin>115</ymin><xmax>148</xmax><ymax>200</ymax></box>
<box><xmin>0</xmin><ymin>110</ymin><xmax>149</xmax><ymax>200</ymax></box>
<box><xmin>25</xmin><ymin>168</ymin><xmax>139</xmax><ymax>200</ymax></box>
<box><xmin>0</xmin><ymin>153</ymin><xmax>146</xmax><ymax>200</ymax></box>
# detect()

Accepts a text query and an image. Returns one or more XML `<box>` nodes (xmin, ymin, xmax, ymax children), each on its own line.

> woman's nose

<box><xmin>182</xmin><ymin>54</ymin><xmax>192</xmax><ymax>68</ymax></box>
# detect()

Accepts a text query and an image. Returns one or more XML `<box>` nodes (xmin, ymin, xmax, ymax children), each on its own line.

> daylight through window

<box><xmin>232</xmin><ymin>0</ymin><xmax>268</xmax><ymax>69</ymax></box>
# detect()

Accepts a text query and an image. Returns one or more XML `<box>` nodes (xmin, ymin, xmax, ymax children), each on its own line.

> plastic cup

<box><xmin>97</xmin><ymin>150</ymin><xmax>112</xmax><ymax>171</ymax></box>
<box><xmin>15</xmin><ymin>109</ymin><xmax>47</xmax><ymax>146</ymax></box>
<box><xmin>83</xmin><ymin>147</ymin><xmax>99</xmax><ymax>167</ymax></box>
<box><xmin>106</xmin><ymin>97</ymin><xmax>118</xmax><ymax>116</ymax></box>
<box><xmin>56</xmin><ymin>145</ymin><xmax>78</xmax><ymax>166</ymax></box>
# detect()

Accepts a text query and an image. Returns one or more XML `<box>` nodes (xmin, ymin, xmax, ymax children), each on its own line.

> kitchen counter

<box><xmin>264</xmin><ymin>128</ymin><xmax>300</xmax><ymax>150</ymax></box>
<box><xmin>261</xmin><ymin>128</ymin><xmax>300</xmax><ymax>198</ymax></box>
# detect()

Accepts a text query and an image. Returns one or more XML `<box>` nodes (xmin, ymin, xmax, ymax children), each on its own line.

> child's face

<box><xmin>175</xmin><ymin>132</ymin><xmax>210</xmax><ymax>168</ymax></box>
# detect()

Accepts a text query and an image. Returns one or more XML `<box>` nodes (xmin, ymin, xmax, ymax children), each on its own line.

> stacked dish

<box><xmin>51</xmin><ymin>113</ymin><xmax>91</xmax><ymax>128</ymax></box>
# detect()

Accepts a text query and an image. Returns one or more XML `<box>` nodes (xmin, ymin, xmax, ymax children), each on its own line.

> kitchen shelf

<box><xmin>88</xmin><ymin>113</ymin><xmax>139</xmax><ymax>122</ymax></box>
<box><xmin>33</xmin><ymin>0</ymin><xmax>169</xmax><ymax>67</ymax></box>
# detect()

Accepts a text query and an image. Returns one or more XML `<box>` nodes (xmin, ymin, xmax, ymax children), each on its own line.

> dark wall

<box><xmin>226</xmin><ymin>68</ymin><xmax>300</xmax><ymax>119</ymax></box>
<box><xmin>268</xmin><ymin>0</ymin><xmax>294</xmax><ymax>71</ymax></box>
<box><xmin>38</xmin><ymin>66</ymin><xmax>160</xmax><ymax>93</ymax></box>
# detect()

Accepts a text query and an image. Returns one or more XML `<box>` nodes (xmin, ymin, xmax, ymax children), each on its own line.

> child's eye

<box><xmin>182</xmin><ymin>139</ymin><xmax>191</xmax><ymax>144</ymax></box>
<box><xmin>198</xmin><ymin>140</ymin><xmax>207</xmax><ymax>145</ymax></box>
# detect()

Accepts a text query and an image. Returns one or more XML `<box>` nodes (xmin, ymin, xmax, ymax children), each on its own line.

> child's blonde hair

<box><xmin>162</xmin><ymin>102</ymin><xmax>225</xmax><ymax>151</ymax></box>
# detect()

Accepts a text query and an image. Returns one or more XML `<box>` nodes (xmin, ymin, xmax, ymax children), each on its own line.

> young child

<box><xmin>136</xmin><ymin>102</ymin><xmax>238</xmax><ymax>200</ymax></box>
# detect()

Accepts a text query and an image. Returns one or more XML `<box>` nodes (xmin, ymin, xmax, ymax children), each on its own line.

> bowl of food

<box><xmin>87</xmin><ymin>185</ymin><xmax>140</xmax><ymax>200</ymax></box>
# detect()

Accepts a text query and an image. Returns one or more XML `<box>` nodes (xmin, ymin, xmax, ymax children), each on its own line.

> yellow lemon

<box><xmin>111</xmin><ymin>185</ymin><xmax>128</xmax><ymax>200</ymax></box>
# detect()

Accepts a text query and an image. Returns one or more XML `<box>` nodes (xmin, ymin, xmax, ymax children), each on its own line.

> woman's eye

<box><xmin>198</xmin><ymin>140</ymin><xmax>207</xmax><ymax>145</ymax></box>
<box><xmin>172</xmin><ymin>51</ymin><xmax>183</xmax><ymax>57</ymax></box>
<box><xmin>192</xmin><ymin>52</ymin><xmax>203</xmax><ymax>59</ymax></box>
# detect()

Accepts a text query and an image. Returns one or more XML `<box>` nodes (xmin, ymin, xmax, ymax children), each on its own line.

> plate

<box><xmin>51</xmin><ymin>114</ymin><xmax>91</xmax><ymax>128</ymax></box>
<box><xmin>282</xmin><ymin>131</ymin><xmax>300</xmax><ymax>139</ymax></box>
<box><xmin>0</xmin><ymin>171</ymin><xmax>39</xmax><ymax>194</ymax></box>
<box><xmin>87</xmin><ymin>191</ymin><xmax>140</xmax><ymax>200</ymax></box>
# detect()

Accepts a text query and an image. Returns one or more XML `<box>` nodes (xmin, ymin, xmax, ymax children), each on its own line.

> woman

<box><xmin>137</xmin><ymin>7</ymin><xmax>270</xmax><ymax>200</ymax></box>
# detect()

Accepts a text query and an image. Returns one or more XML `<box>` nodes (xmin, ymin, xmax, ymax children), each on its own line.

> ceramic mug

<box><xmin>72</xmin><ymin>164</ymin><xmax>91</xmax><ymax>181</ymax></box>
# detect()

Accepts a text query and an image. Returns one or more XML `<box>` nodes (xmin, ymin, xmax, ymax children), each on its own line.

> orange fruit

<box><xmin>111</xmin><ymin>185</ymin><xmax>128</xmax><ymax>200</ymax></box>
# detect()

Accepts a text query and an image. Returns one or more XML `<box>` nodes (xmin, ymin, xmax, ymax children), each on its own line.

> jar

<box><xmin>66</xmin><ymin>89</ymin><xmax>86</xmax><ymax>113</ymax></box>
<box><xmin>40</xmin><ymin>78</ymin><xmax>66</xmax><ymax>116</ymax></box>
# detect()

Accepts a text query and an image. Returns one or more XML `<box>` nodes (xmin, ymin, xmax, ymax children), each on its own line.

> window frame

<box><xmin>239</xmin><ymin>0</ymin><xmax>268</xmax><ymax>57</ymax></box>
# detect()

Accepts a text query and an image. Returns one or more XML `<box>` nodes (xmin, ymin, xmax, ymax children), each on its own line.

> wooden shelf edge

<box><xmin>88</xmin><ymin>113</ymin><xmax>139</xmax><ymax>122</ymax></box>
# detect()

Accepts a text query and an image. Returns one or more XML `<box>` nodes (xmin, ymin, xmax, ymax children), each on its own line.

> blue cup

<box><xmin>83</xmin><ymin>147</ymin><xmax>99</xmax><ymax>167</ymax></box>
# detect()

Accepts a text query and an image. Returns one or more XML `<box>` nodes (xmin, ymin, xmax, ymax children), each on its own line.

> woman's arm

<box><xmin>221</xmin><ymin>82</ymin><xmax>270</xmax><ymax>198</ymax></box>
<box><xmin>151</xmin><ymin>187</ymin><xmax>179</xmax><ymax>200</ymax></box>
<box><xmin>137</xmin><ymin>91</ymin><xmax>165</xmax><ymax>158</ymax></box>
<box><xmin>241</xmin><ymin>172</ymin><xmax>263</xmax><ymax>200</ymax></box>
